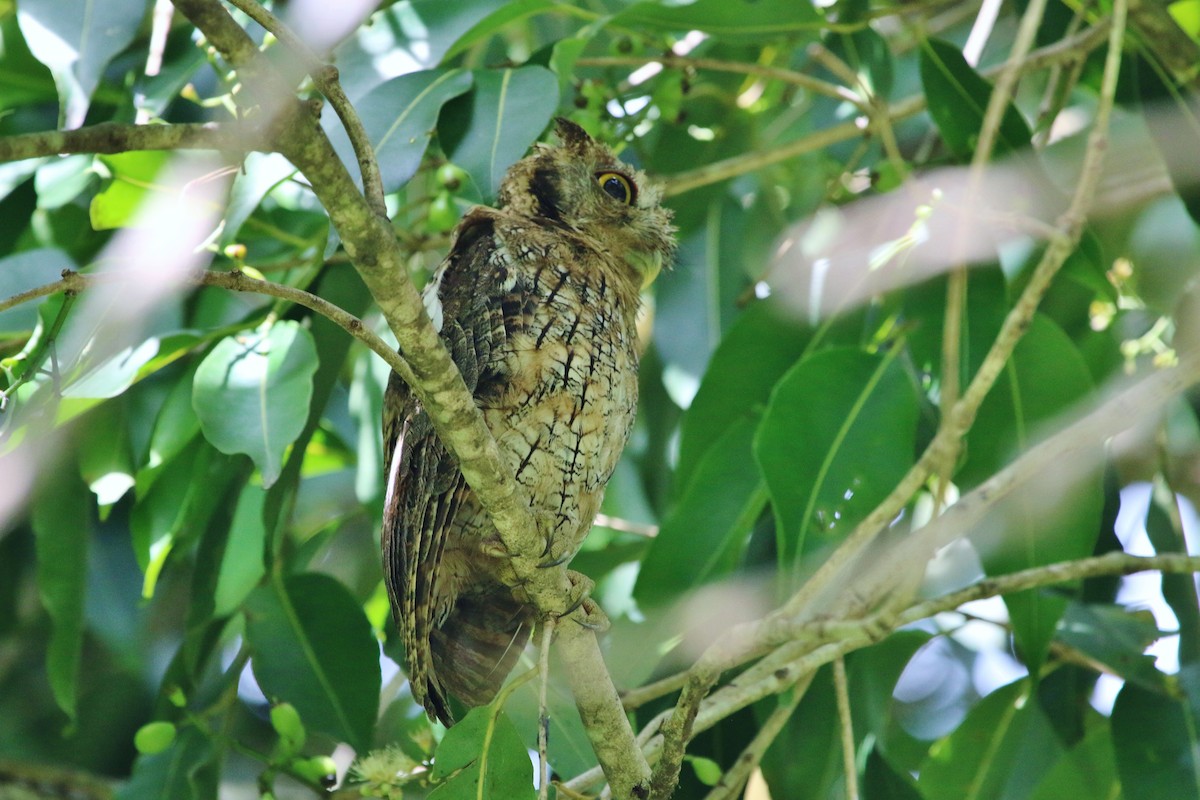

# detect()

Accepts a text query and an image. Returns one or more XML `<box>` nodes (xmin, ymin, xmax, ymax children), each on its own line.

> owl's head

<box><xmin>497</xmin><ymin>118</ymin><xmax>676</xmax><ymax>290</ymax></box>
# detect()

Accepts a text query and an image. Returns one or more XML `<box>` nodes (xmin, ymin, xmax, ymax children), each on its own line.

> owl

<box><xmin>381</xmin><ymin>118</ymin><xmax>675</xmax><ymax>725</ymax></box>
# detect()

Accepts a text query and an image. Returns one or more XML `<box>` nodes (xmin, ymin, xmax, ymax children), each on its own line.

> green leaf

<box><xmin>34</xmin><ymin>154</ymin><xmax>95</xmax><ymax>209</ymax></box>
<box><xmin>1028</xmin><ymin>724</ymin><xmax>1119</xmax><ymax>800</ymax></box>
<box><xmin>16</xmin><ymin>0</ymin><xmax>143</xmax><ymax>127</ymax></box>
<box><xmin>1111</xmin><ymin>676</ymin><xmax>1200</xmax><ymax>800</ymax></box>
<box><xmin>0</xmin><ymin>15</ymin><xmax>57</xmax><ymax>108</ymax></box>
<box><xmin>331</xmin><ymin>68</ymin><xmax>473</xmax><ymax>193</ymax></box>
<box><xmin>213</xmin><ymin>485</ymin><xmax>266</xmax><ymax>616</ymax></box>
<box><xmin>381</xmin><ymin>0</ymin><xmax>516</xmax><ymax>70</ymax></box>
<box><xmin>77</xmin><ymin>399</ymin><xmax>135</xmax><ymax>511</ymax></box>
<box><xmin>244</xmin><ymin>573</ymin><xmax>380</xmax><ymax>752</ymax></box>
<box><xmin>963</xmin><ymin>314</ymin><xmax>1101</xmax><ymax>672</ymax></box>
<box><xmin>218</xmin><ymin>152</ymin><xmax>297</xmax><ymax>246</ymax></box>
<box><xmin>90</xmin><ymin>151</ymin><xmax>171</xmax><ymax>230</ymax></box>
<box><xmin>613</xmin><ymin>0</ymin><xmax>822</xmax><ymax>38</ymax></box>
<box><xmin>1056</xmin><ymin>602</ymin><xmax>1167</xmax><ymax>692</ymax></box>
<box><xmin>754</xmin><ymin>348</ymin><xmax>920</xmax><ymax>571</ymax></box>
<box><xmin>676</xmin><ymin>301</ymin><xmax>812</xmax><ymax>490</ymax></box>
<box><xmin>192</xmin><ymin>321</ymin><xmax>318</xmax><ymax>488</ymax></box>
<box><xmin>0</xmin><ymin>248</ymin><xmax>69</xmax><ymax>335</ymax></box>
<box><xmin>864</xmin><ymin>746</ymin><xmax>922</xmax><ymax>800</ymax></box>
<box><xmin>918</xmin><ymin>679</ymin><xmax>1063</xmax><ymax>800</ymax></box>
<box><xmin>429</xmin><ymin>707</ymin><xmax>535</xmax><ymax>800</ymax></box>
<box><xmin>759</xmin><ymin>667</ymin><xmax>841</xmax><ymax>798</ymax></box>
<box><xmin>635</xmin><ymin>416</ymin><xmax>765</xmax><ymax>606</ymax></box>
<box><xmin>918</xmin><ymin>38</ymin><xmax>1032</xmax><ymax>160</ymax></box>
<box><xmin>441</xmin><ymin>0</ymin><xmax>557</xmax><ymax>63</ymax></box>
<box><xmin>32</xmin><ymin>469</ymin><xmax>91</xmax><ymax>724</ymax></box>
<box><xmin>116</xmin><ymin>726</ymin><xmax>215</xmax><ymax>800</ymax></box>
<box><xmin>61</xmin><ymin>337</ymin><xmax>161</xmax><ymax>399</ymax></box>
<box><xmin>441</xmin><ymin>66</ymin><xmax>559</xmax><ymax>200</ymax></box>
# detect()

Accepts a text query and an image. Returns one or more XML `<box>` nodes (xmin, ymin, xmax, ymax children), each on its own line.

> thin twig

<box><xmin>833</xmin><ymin>657</ymin><xmax>858</xmax><ymax>800</ymax></box>
<box><xmin>538</xmin><ymin>619</ymin><xmax>554</xmax><ymax>800</ymax></box>
<box><xmin>663</xmin><ymin>20</ymin><xmax>1112</xmax><ymax>196</ymax></box>
<box><xmin>576</xmin><ymin>54</ymin><xmax>865</xmax><ymax>109</ymax></box>
<box><xmin>701</xmin><ymin>672</ymin><xmax>813</xmax><ymax>800</ymax></box>
<box><xmin>0</xmin><ymin>268</ymin><xmax>415</xmax><ymax>385</ymax></box>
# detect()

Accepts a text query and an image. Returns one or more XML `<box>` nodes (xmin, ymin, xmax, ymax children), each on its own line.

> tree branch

<box><xmin>0</xmin><ymin>121</ymin><xmax>270</xmax><ymax>161</ymax></box>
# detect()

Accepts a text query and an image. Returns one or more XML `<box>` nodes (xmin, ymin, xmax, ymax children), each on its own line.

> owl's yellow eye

<box><xmin>596</xmin><ymin>172</ymin><xmax>635</xmax><ymax>205</ymax></box>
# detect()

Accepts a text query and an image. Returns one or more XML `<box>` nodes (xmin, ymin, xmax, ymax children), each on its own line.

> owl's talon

<box><xmin>561</xmin><ymin>570</ymin><xmax>609</xmax><ymax>631</ymax></box>
<box><xmin>537</xmin><ymin>551</ymin><xmax>572</xmax><ymax>568</ymax></box>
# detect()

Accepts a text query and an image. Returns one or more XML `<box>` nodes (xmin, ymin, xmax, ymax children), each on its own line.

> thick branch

<box><xmin>0</xmin><ymin>121</ymin><xmax>269</xmax><ymax>161</ymax></box>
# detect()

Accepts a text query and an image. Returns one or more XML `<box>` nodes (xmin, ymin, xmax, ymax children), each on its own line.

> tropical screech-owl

<box><xmin>381</xmin><ymin>118</ymin><xmax>675</xmax><ymax>725</ymax></box>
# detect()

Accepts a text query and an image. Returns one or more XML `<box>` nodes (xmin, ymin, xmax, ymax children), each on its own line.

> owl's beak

<box><xmin>629</xmin><ymin>250</ymin><xmax>664</xmax><ymax>289</ymax></box>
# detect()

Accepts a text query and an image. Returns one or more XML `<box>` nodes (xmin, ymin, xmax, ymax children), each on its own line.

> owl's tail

<box><xmin>426</xmin><ymin>587</ymin><xmax>533</xmax><ymax>724</ymax></box>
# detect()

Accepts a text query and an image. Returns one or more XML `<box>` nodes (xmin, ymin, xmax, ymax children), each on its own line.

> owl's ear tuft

<box><xmin>554</xmin><ymin>117</ymin><xmax>592</xmax><ymax>149</ymax></box>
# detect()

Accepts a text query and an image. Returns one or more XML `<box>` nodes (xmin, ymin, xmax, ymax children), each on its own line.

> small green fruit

<box><xmin>134</xmin><ymin>721</ymin><xmax>177</xmax><ymax>755</ymax></box>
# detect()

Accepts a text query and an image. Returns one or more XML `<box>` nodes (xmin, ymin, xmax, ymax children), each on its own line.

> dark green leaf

<box><xmin>754</xmin><ymin>348</ymin><xmax>920</xmax><ymax>571</ymax></box>
<box><xmin>213</xmin><ymin>485</ymin><xmax>266</xmax><ymax>616</ymax></box>
<box><xmin>0</xmin><ymin>16</ymin><xmax>57</xmax><ymax>108</ymax></box>
<box><xmin>1056</xmin><ymin>602</ymin><xmax>1168</xmax><ymax>692</ymax></box>
<box><xmin>864</xmin><ymin>746</ymin><xmax>922</xmax><ymax>800</ymax></box>
<box><xmin>918</xmin><ymin>38</ymin><xmax>1032</xmax><ymax>160</ymax></box>
<box><xmin>759</xmin><ymin>668</ymin><xmax>840</xmax><ymax>799</ymax></box>
<box><xmin>192</xmin><ymin>321</ymin><xmax>318</xmax><ymax>488</ymax></box>
<box><xmin>1112</xmin><ymin>678</ymin><xmax>1200</xmax><ymax>800</ymax></box>
<box><xmin>964</xmin><ymin>315</ymin><xmax>1102</xmax><ymax>671</ymax></box>
<box><xmin>430</xmin><ymin>707</ymin><xmax>535</xmax><ymax>800</ymax></box>
<box><xmin>636</xmin><ymin>416</ymin><xmax>765</xmax><ymax>606</ymax></box>
<box><xmin>614</xmin><ymin>0</ymin><xmax>822</xmax><ymax>38</ymax></box>
<box><xmin>32</xmin><ymin>469</ymin><xmax>91</xmax><ymax>723</ymax></box>
<box><xmin>1027</xmin><ymin>724</ymin><xmax>1119</xmax><ymax>800</ymax></box>
<box><xmin>918</xmin><ymin>679</ymin><xmax>1063</xmax><ymax>800</ymax></box>
<box><xmin>330</xmin><ymin>68</ymin><xmax>473</xmax><ymax>193</ymax></box>
<box><xmin>676</xmin><ymin>297</ymin><xmax>812</xmax><ymax>491</ymax></box>
<box><xmin>17</xmin><ymin>0</ymin><xmax>143</xmax><ymax>126</ymax></box>
<box><xmin>441</xmin><ymin>66</ymin><xmax>559</xmax><ymax>200</ymax></box>
<box><xmin>244</xmin><ymin>573</ymin><xmax>380</xmax><ymax>752</ymax></box>
<box><xmin>441</xmin><ymin>0</ymin><xmax>557</xmax><ymax>62</ymax></box>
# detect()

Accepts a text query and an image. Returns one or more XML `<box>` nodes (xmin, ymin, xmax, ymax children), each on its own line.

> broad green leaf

<box><xmin>902</xmin><ymin>266</ymin><xmax>1008</xmax><ymax>385</ymax></box>
<box><xmin>213</xmin><ymin>485</ymin><xmax>266</xmax><ymax>616</ymax></box>
<box><xmin>90</xmin><ymin>151</ymin><xmax>171</xmax><ymax>230</ymax></box>
<box><xmin>218</xmin><ymin>152</ymin><xmax>297</xmax><ymax>246</ymax></box>
<box><xmin>1056</xmin><ymin>602</ymin><xmax>1166</xmax><ymax>692</ymax></box>
<box><xmin>918</xmin><ymin>38</ymin><xmax>1032</xmax><ymax>160</ymax></box>
<box><xmin>77</xmin><ymin>399</ymin><xmax>135</xmax><ymax>511</ymax></box>
<box><xmin>754</xmin><ymin>348</ymin><xmax>920</xmax><ymax>571</ymax></box>
<box><xmin>192</xmin><ymin>321</ymin><xmax>318</xmax><ymax>488</ymax></box>
<box><xmin>61</xmin><ymin>337</ymin><xmax>160</xmax><ymax>399</ymax></box>
<box><xmin>244</xmin><ymin>573</ymin><xmax>380</xmax><ymax>752</ymax></box>
<box><xmin>636</xmin><ymin>416</ymin><xmax>765</xmax><ymax>606</ymax></box>
<box><xmin>328</xmin><ymin>68</ymin><xmax>473</xmax><ymax>193</ymax></box>
<box><xmin>34</xmin><ymin>154</ymin><xmax>95</xmax><ymax>209</ymax></box>
<box><xmin>0</xmin><ymin>247</ymin><xmax>69</xmax><ymax>335</ymax></box>
<box><xmin>864</xmin><ymin>746</ymin><xmax>923</xmax><ymax>800</ymax></box>
<box><xmin>116</xmin><ymin>726</ymin><xmax>215</xmax><ymax>800</ymax></box>
<box><xmin>676</xmin><ymin>298</ymin><xmax>813</xmax><ymax>491</ymax></box>
<box><xmin>430</xmin><ymin>707</ymin><xmax>535</xmax><ymax>800</ymax></box>
<box><xmin>614</xmin><ymin>0</ymin><xmax>822</xmax><ymax>38</ymax></box>
<box><xmin>441</xmin><ymin>66</ymin><xmax>559</xmax><ymax>200</ymax></box>
<box><xmin>379</xmin><ymin>0</ymin><xmax>513</xmax><ymax>70</ymax></box>
<box><xmin>963</xmin><ymin>314</ymin><xmax>1101</xmax><ymax>672</ymax></box>
<box><xmin>849</xmin><ymin>631</ymin><xmax>932</xmax><ymax>755</ymax></box>
<box><xmin>32</xmin><ymin>469</ymin><xmax>90</xmax><ymax>723</ymax></box>
<box><xmin>441</xmin><ymin>0</ymin><xmax>557</xmax><ymax>62</ymax></box>
<box><xmin>138</xmin><ymin>360</ymin><xmax>202</xmax><ymax>488</ymax></box>
<box><xmin>919</xmin><ymin>679</ymin><xmax>1063</xmax><ymax>800</ymax></box>
<box><xmin>1028</xmin><ymin>724</ymin><xmax>1119</xmax><ymax>800</ymax></box>
<box><xmin>759</xmin><ymin>667</ymin><xmax>841</xmax><ymax>799</ymax></box>
<box><xmin>131</xmin><ymin>439</ymin><xmax>231</xmax><ymax>598</ymax></box>
<box><xmin>826</xmin><ymin>25</ymin><xmax>894</xmax><ymax>100</ymax></box>
<box><xmin>0</xmin><ymin>15</ymin><xmax>57</xmax><ymax>108</ymax></box>
<box><xmin>16</xmin><ymin>0</ymin><xmax>143</xmax><ymax>127</ymax></box>
<box><xmin>1111</xmin><ymin>676</ymin><xmax>1200</xmax><ymax>800</ymax></box>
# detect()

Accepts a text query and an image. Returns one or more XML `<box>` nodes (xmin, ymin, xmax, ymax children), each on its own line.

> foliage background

<box><xmin>1</xmin><ymin>0</ymin><xmax>1199</xmax><ymax>798</ymax></box>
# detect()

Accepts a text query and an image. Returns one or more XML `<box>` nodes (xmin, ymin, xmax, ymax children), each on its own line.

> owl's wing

<box><xmin>381</xmin><ymin>210</ymin><xmax>524</xmax><ymax>724</ymax></box>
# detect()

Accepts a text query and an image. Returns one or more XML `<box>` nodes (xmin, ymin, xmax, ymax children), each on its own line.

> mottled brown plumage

<box><xmin>381</xmin><ymin>119</ymin><xmax>675</xmax><ymax>725</ymax></box>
